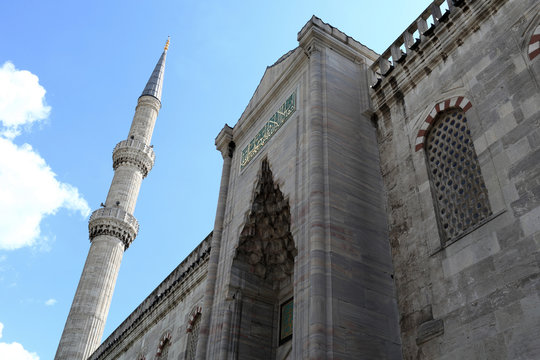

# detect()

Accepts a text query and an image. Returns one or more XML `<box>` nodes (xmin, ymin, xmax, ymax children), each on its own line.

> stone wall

<box><xmin>202</xmin><ymin>17</ymin><xmax>402</xmax><ymax>359</ymax></box>
<box><xmin>371</xmin><ymin>0</ymin><xmax>540</xmax><ymax>358</ymax></box>
<box><xmin>88</xmin><ymin>2</ymin><xmax>540</xmax><ymax>358</ymax></box>
<box><xmin>89</xmin><ymin>234</ymin><xmax>211</xmax><ymax>360</ymax></box>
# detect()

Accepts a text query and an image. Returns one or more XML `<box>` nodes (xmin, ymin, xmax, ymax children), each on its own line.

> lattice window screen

<box><xmin>160</xmin><ymin>341</ymin><xmax>170</xmax><ymax>359</ymax></box>
<box><xmin>426</xmin><ymin>109</ymin><xmax>492</xmax><ymax>241</ymax></box>
<box><xmin>186</xmin><ymin>315</ymin><xmax>201</xmax><ymax>360</ymax></box>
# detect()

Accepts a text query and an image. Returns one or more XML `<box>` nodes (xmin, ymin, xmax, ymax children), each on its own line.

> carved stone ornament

<box><xmin>112</xmin><ymin>139</ymin><xmax>155</xmax><ymax>177</ymax></box>
<box><xmin>236</xmin><ymin>159</ymin><xmax>297</xmax><ymax>283</ymax></box>
<box><xmin>88</xmin><ymin>207</ymin><xmax>139</xmax><ymax>249</ymax></box>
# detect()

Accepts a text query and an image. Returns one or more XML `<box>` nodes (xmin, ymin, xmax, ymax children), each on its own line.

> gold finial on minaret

<box><xmin>164</xmin><ymin>36</ymin><xmax>170</xmax><ymax>51</ymax></box>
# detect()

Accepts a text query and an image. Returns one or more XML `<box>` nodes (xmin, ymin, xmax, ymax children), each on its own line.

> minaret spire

<box><xmin>55</xmin><ymin>40</ymin><xmax>169</xmax><ymax>360</ymax></box>
<box><xmin>141</xmin><ymin>37</ymin><xmax>169</xmax><ymax>101</ymax></box>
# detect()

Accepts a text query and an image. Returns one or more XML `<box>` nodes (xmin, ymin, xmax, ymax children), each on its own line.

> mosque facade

<box><xmin>56</xmin><ymin>0</ymin><xmax>540</xmax><ymax>358</ymax></box>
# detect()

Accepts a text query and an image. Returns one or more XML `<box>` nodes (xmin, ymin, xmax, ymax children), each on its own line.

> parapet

<box><xmin>369</xmin><ymin>0</ymin><xmax>458</xmax><ymax>87</ymax></box>
<box><xmin>368</xmin><ymin>0</ymin><xmax>507</xmax><ymax>105</ymax></box>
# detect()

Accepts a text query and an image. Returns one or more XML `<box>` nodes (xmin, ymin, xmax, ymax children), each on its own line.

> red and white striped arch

<box><xmin>529</xmin><ymin>25</ymin><xmax>540</xmax><ymax>60</ymax></box>
<box><xmin>186</xmin><ymin>306</ymin><xmax>202</xmax><ymax>333</ymax></box>
<box><xmin>415</xmin><ymin>96</ymin><xmax>473</xmax><ymax>152</ymax></box>
<box><xmin>156</xmin><ymin>332</ymin><xmax>172</xmax><ymax>357</ymax></box>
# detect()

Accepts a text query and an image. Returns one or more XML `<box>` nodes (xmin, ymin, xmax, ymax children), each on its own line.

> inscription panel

<box><xmin>240</xmin><ymin>92</ymin><xmax>296</xmax><ymax>170</ymax></box>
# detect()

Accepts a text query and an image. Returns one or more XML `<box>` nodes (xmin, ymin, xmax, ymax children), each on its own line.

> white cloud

<box><xmin>0</xmin><ymin>62</ymin><xmax>50</xmax><ymax>139</ymax></box>
<box><xmin>0</xmin><ymin>62</ymin><xmax>90</xmax><ymax>250</ymax></box>
<box><xmin>0</xmin><ymin>322</ymin><xmax>39</xmax><ymax>360</ymax></box>
<box><xmin>0</xmin><ymin>138</ymin><xmax>90</xmax><ymax>250</ymax></box>
<box><xmin>44</xmin><ymin>298</ymin><xmax>57</xmax><ymax>306</ymax></box>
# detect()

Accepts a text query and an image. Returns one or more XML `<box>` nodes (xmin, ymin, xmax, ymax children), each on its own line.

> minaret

<box><xmin>55</xmin><ymin>39</ymin><xmax>170</xmax><ymax>360</ymax></box>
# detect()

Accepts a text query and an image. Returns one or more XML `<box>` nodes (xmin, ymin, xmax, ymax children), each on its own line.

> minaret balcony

<box><xmin>112</xmin><ymin>139</ymin><xmax>156</xmax><ymax>177</ymax></box>
<box><xmin>88</xmin><ymin>207</ymin><xmax>139</xmax><ymax>249</ymax></box>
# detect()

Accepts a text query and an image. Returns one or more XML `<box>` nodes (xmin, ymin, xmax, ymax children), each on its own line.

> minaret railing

<box><xmin>88</xmin><ymin>207</ymin><xmax>139</xmax><ymax>249</ymax></box>
<box><xmin>112</xmin><ymin>139</ymin><xmax>155</xmax><ymax>178</ymax></box>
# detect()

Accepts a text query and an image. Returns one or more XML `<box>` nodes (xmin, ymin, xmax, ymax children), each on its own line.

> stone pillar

<box><xmin>55</xmin><ymin>95</ymin><xmax>159</xmax><ymax>360</ymax></box>
<box><xmin>305</xmin><ymin>43</ymin><xmax>329</xmax><ymax>359</ymax></box>
<box><xmin>196</xmin><ymin>125</ymin><xmax>234</xmax><ymax>360</ymax></box>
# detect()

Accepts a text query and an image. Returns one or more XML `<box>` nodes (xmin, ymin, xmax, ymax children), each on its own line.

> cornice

<box><xmin>297</xmin><ymin>15</ymin><xmax>379</xmax><ymax>64</ymax></box>
<box><xmin>232</xmin><ymin>16</ymin><xmax>381</xmax><ymax>148</ymax></box>
<box><xmin>370</xmin><ymin>0</ymin><xmax>509</xmax><ymax>113</ymax></box>
<box><xmin>215</xmin><ymin>125</ymin><xmax>234</xmax><ymax>158</ymax></box>
<box><xmin>137</xmin><ymin>95</ymin><xmax>162</xmax><ymax>112</ymax></box>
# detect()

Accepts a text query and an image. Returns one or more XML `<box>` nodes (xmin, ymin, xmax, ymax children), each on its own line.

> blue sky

<box><xmin>0</xmin><ymin>0</ymin><xmax>433</xmax><ymax>358</ymax></box>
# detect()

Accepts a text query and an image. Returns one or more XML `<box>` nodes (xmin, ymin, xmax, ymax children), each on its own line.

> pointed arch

<box><xmin>236</xmin><ymin>158</ymin><xmax>297</xmax><ymax>283</ymax></box>
<box><xmin>528</xmin><ymin>24</ymin><xmax>540</xmax><ymax>60</ymax></box>
<box><xmin>424</xmin><ymin>108</ymin><xmax>492</xmax><ymax>242</ymax></box>
<box><xmin>230</xmin><ymin>158</ymin><xmax>297</xmax><ymax>358</ymax></box>
<box><xmin>155</xmin><ymin>332</ymin><xmax>172</xmax><ymax>359</ymax></box>
<box><xmin>186</xmin><ymin>306</ymin><xmax>202</xmax><ymax>333</ymax></box>
<box><xmin>415</xmin><ymin>96</ymin><xmax>473</xmax><ymax>152</ymax></box>
<box><xmin>185</xmin><ymin>308</ymin><xmax>202</xmax><ymax>360</ymax></box>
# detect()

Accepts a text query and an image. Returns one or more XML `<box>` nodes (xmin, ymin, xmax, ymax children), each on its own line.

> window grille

<box><xmin>186</xmin><ymin>315</ymin><xmax>201</xmax><ymax>360</ymax></box>
<box><xmin>426</xmin><ymin>109</ymin><xmax>491</xmax><ymax>241</ymax></box>
<box><xmin>160</xmin><ymin>340</ymin><xmax>170</xmax><ymax>359</ymax></box>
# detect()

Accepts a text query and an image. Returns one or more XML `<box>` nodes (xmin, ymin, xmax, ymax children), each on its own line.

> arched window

<box><xmin>185</xmin><ymin>314</ymin><xmax>201</xmax><ymax>360</ymax></box>
<box><xmin>159</xmin><ymin>340</ymin><xmax>170</xmax><ymax>359</ymax></box>
<box><xmin>528</xmin><ymin>24</ymin><xmax>540</xmax><ymax>61</ymax></box>
<box><xmin>425</xmin><ymin>108</ymin><xmax>492</xmax><ymax>242</ymax></box>
<box><xmin>156</xmin><ymin>332</ymin><xmax>172</xmax><ymax>359</ymax></box>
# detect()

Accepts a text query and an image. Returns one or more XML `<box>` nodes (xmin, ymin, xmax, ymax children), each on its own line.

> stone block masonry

<box><xmin>371</xmin><ymin>0</ymin><xmax>540</xmax><ymax>358</ymax></box>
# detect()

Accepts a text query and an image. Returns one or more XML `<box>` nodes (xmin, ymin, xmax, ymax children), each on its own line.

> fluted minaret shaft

<box><xmin>55</xmin><ymin>40</ymin><xmax>168</xmax><ymax>360</ymax></box>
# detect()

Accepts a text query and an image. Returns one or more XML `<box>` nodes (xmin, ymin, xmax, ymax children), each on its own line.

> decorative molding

<box><xmin>215</xmin><ymin>125</ymin><xmax>234</xmax><ymax>159</ymax></box>
<box><xmin>414</xmin><ymin>96</ymin><xmax>472</xmax><ymax>152</ymax></box>
<box><xmin>235</xmin><ymin>159</ymin><xmax>297</xmax><ymax>283</ymax></box>
<box><xmin>137</xmin><ymin>94</ymin><xmax>162</xmax><ymax>112</ymax></box>
<box><xmin>113</xmin><ymin>139</ymin><xmax>155</xmax><ymax>178</ymax></box>
<box><xmin>303</xmin><ymin>42</ymin><xmax>322</xmax><ymax>58</ymax></box>
<box><xmin>297</xmin><ymin>15</ymin><xmax>378</xmax><ymax>62</ymax></box>
<box><xmin>88</xmin><ymin>207</ymin><xmax>139</xmax><ymax>249</ymax></box>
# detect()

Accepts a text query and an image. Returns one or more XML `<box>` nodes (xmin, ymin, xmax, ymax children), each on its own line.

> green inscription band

<box><xmin>240</xmin><ymin>92</ymin><xmax>296</xmax><ymax>170</ymax></box>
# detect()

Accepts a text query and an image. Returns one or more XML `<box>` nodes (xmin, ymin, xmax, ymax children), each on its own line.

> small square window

<box><xmin>279</xmin><ymin>297</ymin><xmax>293</xmax><ymax>345</ymax></box>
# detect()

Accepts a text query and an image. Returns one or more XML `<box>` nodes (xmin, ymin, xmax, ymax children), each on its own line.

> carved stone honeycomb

<box><xmin>426</xmin><ymin>109</ymin><xmax>492</xmax><ymax>241</ymax></box>
<box><xmin>236</xmin><ymin>159</ymin><xmax>297</xmax><ymax>283</ymax></box>
<box><xmin>112</xmin><ymin>139</ymin><xmax>155</xmax><ymax>178</ymax></box>
<box><xmin>88</xmin><ymin>207</ymin><xmax>139</xmax><ymax>249</ymax></box>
